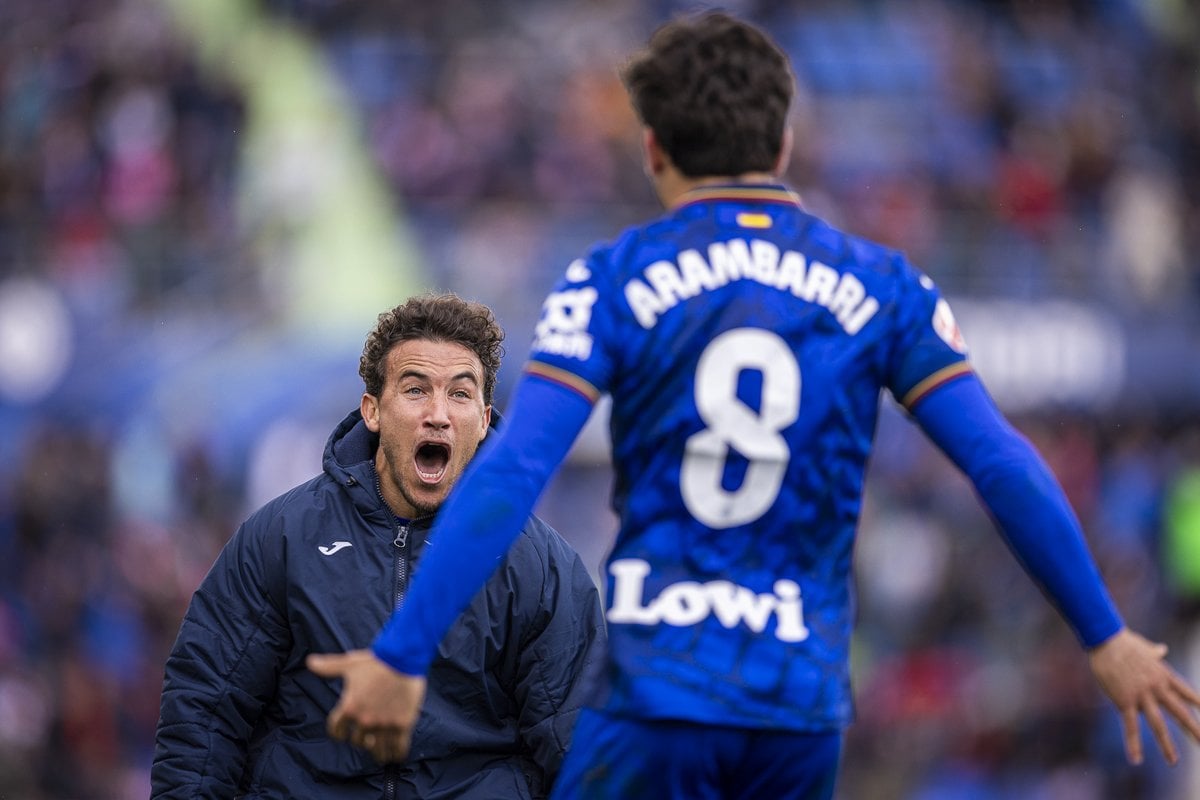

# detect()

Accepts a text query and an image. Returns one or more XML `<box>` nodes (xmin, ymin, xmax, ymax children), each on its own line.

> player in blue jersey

<box><xmin>308</xmin><ymin>11</ymin><xmax>1200</xmax><ymax>798</ymax></box>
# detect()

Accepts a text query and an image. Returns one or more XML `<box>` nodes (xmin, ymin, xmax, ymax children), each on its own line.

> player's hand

<box><xmin>1088</xmin><ymin>627</ymin><xmax>1200</xmax><ymax>766</ymax></box>
<box><xmin>306</xmin><ymin>649</ymin><xmax>427</xmax><ymax>764</ymax></box>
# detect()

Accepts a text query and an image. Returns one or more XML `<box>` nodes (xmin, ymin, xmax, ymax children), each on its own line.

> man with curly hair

<box><xmin>153</xmin><ymin>293</ymin><xmax>604</xmax><ymax>799</ymax></box>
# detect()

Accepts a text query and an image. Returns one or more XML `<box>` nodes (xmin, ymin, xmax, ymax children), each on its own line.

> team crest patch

<box><xmin>932</xmin><ymin>299</ymin><xmax>967</xmax><ymax>354</ymax></box>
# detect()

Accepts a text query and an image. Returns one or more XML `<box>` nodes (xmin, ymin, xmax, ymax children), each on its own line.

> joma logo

<box><xmin>606</xmin><ymin>558</ymin><xmax>809</xmax><ymax>642</ymax></box>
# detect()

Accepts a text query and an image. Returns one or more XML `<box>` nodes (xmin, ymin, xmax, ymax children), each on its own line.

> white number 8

<box><xmin>680</xmin><ymin>328</ymin><xmax>800</xmax><ymax>528</ymax></box>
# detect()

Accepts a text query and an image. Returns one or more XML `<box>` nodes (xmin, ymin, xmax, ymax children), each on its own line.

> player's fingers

<box><xmin>1142</xmin><ymin>699</ymin><xmax>1178</xmax><ymax>766</ymax></box>
<box><xmin>365</xmin><ymin>725</ymin><xmax>410</xmax><ymax>763</ymax></box>
<box><xmin>393</xmin><ymin>728</ymin><xmax>414</xmax><ymax>763</ymax></box>
<box><xmin>1169</xmin><ymin>669</ymin><xmax>1200</xmax><ymax>708</ymax></box>
<box><xmin>367</xmin><ymin>733</ymin><xmax>387</xmax><ymax>763</ymax></box>
<box><xmin>374</xmin><ymin>733</ymin><xmax>402</xmax><ymax>764</ymax></box>
<box><xmin>306</xmin><ymin>652</ymin><xmax>345</xmax><ymax>676</ymax></box>
<box><xmin>327</xmin><ymin>702</ymin><xmax>353</xmax><ymax>741</ymax></box>
<box><xmin>1120</xmin><ymin>706</ymin><xmax>1143</xmax><ymax>765</ymax></box>
<box><xmin>1162</xmin><ymin>684</ymin><xmax>1200</xmax><ymax>744</ymax></box>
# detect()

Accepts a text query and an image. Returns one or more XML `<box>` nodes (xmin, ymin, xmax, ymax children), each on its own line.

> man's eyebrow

<box><xmin>396</xmin><ymin>368</ymin><xmax>430</xmax><ymax>383</ymax></box>
<box><xmin>396</xmin><ymin>369</ymin><xmax>480</xmax><ymax>385</ymax></box>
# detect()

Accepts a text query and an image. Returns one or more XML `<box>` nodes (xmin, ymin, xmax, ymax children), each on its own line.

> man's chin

<box><xmin>400</xmin><ymin>486</ymin><xmax>446</xmax><ymax>518</ymax></box>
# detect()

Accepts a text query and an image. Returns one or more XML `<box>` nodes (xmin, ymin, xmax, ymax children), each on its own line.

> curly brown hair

<box><xmin>359</xmin><ymin>293</ymin><xmax>505</xmax><ymax>405</ymax></box>
<box><xmin>621</xmin><ymin>11</ymin><xmax>794</xmax><ymax>178</ymax></box>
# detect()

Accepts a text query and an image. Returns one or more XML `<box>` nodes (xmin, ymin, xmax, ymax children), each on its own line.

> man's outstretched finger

<box><xmin>1166</xmin><ymin>671</ymin><xmax>1200</xmax><ymax>734</ymax></box>
<box><xmin>1120</xmin><ymin>706</ymin><xmax>1143</xmax><ymax>765</ymax></box>
<box><xmin>327</xmin><ymin>702</ymin><xmax>353</xmax><ymax>742</ymax></box>
<box><xmin>375</xmin><ymin>736</ymin><xmax>399</xmax><ymax>764</ymax></box>
<box><xmin>1141</xmin><ymin>699</ymin><xmax>1177</xmax><ymax>766</ymax></box>
<box><xmin>1161</xmin><ymin>689</ymin><xmax>1200</xmax><ymax>744</ymax></box>
<box><xmin>1169</xmin><ymin>670</ymin><xmax>1200</xmax><ymax>710</ymax></box>
<box><xmin>381</xmin><ymin>730</ymin><xmax>413</xmax><ymax>764</ymax></box>
<box><xmin>306</xmin><ymin>652</ymin><xmax>344</xmax><ymax>677</ymax></box>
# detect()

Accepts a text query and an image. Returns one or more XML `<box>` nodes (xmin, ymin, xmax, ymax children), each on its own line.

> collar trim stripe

<box><xmin>677</xmin><ymin>185</ymin><xmax>804</xmax><ymax>209</ymax></box>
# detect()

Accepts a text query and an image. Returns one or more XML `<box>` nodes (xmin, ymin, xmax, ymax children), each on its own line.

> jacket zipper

<box><xmin>384</xmin><ymin>520</ymin><xmax>410</xmax><ymax>800</ymax></box>
<box><xmin>393</xmin><ymin>522</ymin><xmax>410</xmax><ymax>608</ymax></box>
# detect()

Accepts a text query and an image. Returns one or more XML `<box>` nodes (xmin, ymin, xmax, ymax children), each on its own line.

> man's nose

<box><xmin>424</xmin><ymin>394</ymin><xmax>451</xmax><ymax>427</ymax></box>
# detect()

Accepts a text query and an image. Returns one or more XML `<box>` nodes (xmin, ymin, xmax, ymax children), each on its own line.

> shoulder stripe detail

<box><xmin>525</xmin><ymin>361</ymin><xmax>601</xmax><ymax>404</ymax></box>
<box><xmin>901</xmin><ymin>362</ymin><xmax>973</xmax><ymax>409</ymax></box>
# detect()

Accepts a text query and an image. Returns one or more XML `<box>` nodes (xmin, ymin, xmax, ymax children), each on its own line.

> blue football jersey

<box><xmin>526</xmin><ymin>184</ymin><xmax>971</xmax><ymax>731</ymax></box>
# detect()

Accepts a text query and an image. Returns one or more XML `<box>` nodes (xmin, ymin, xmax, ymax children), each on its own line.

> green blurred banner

<box><xmin>160</xmin><ymin>0</ymin><xmax>422</xmax><ymax>338</ymax></box>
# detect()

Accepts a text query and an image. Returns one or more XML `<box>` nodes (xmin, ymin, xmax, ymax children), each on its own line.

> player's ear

<box><xmin>642</xmin><ymin>127</ymin><xmax>668</xmax><ymax>177</ymax></box>
<box><xmin>361</xmin><ymin>393</ymin><xmax>381</xmax><ymax>433</ymax></box>
<box><xmin>773</xmin><ymin>126</ymin><xmax>793</xmax><ymax>176</ymax></box>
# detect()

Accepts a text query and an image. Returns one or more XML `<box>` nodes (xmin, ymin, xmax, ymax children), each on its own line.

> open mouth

<box><xmin>414</xmin><ymin>442</ymin><xmax>450</xmax><ymax>484</ymax></box>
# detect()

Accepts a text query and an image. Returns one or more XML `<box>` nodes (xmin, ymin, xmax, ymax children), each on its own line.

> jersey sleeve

<box><xmin>525</xmin><ymin>250</ymin><xmax>621</xmax><ymax>402</ymax></box>
<box><xmin>912</xmin><ymin>374</ymin><xmax>1124</xmax><ymax>647</ymax></box>
<box><xmin>884</xmin><ymin>256</ymin><xmax>973</xmax><ymax>409</ymax></box>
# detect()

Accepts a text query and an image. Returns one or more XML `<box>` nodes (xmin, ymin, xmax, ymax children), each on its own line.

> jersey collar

<box><xmin>673</xmin><ymin>183</ymin><xmax>804</xmax><ymax>210</ymax></box>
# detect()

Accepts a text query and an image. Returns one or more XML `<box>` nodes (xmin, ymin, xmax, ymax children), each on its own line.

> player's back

<box><xmin>528</xmin><ymin>184</ymin><xmax>968</xmax><ymax>730</ymax></box>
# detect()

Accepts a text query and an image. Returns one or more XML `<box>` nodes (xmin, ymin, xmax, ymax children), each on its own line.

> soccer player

<box><xmin>307</xmin><ymin>11</ymin><xmax>1200</xmax><ymax>798</ymax></box>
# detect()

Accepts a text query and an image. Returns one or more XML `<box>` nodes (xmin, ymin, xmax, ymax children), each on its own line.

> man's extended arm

<box><xmin>911</xmin><ymin>373</ymin><xmax>1200</xmax><ymax>764</ymax></box>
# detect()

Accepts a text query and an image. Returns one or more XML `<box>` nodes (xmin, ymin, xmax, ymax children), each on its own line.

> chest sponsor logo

<box><xmin>318</xmin><ymin>541</ymin><xmax>353</xmax><ymax>556</ymax></box>
<box><xmin>607</xmin><ymin>558</ymin><xmax>809</xmax><ymax>642</ymax></box>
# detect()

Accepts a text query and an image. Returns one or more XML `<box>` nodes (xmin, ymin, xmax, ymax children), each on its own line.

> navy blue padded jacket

<box><xmin>152</xmin><ymin>409</ymin><xmax>605</xmax><ymax>799</ymax></box>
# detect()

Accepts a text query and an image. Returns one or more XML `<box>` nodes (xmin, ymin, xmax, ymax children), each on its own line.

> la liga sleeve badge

<box><xmin>932</xmin><ymin>298</ymin><xmax>968</xmax><ymax>354</ymax></box>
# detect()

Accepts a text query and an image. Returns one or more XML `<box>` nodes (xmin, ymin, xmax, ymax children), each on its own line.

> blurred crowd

<box><xmin>1</xmin><ymin>0</ymin><xmax>1199</xmax><ymax>797</ymax></box>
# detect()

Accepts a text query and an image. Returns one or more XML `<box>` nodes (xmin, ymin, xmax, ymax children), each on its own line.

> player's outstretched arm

<box><xmin>1088</xmin><ymin>628</ymin><xmax>1200</xmax><ymax>765</ymax></box>
<box><xmin>911</xmin><ymin>374</ymin><xmax>1200</xmax><ymax>765</ymax></box>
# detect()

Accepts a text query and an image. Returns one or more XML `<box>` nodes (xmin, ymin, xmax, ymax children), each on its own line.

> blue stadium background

<box><xmin>1</xmin><ymin>1</ymin><xmax>1198</xmax><ymax>797</ymax></box>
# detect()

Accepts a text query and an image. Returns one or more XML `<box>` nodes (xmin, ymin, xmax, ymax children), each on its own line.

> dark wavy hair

<box><xmin>621</xmin><ymin>11</ymin><xmax>794</xmax><ymax>178</ymax></box>
<box><xmin>359</xmin><ymin>293</ymin><xmax>505</xmax><ymax>405</ymax></box>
